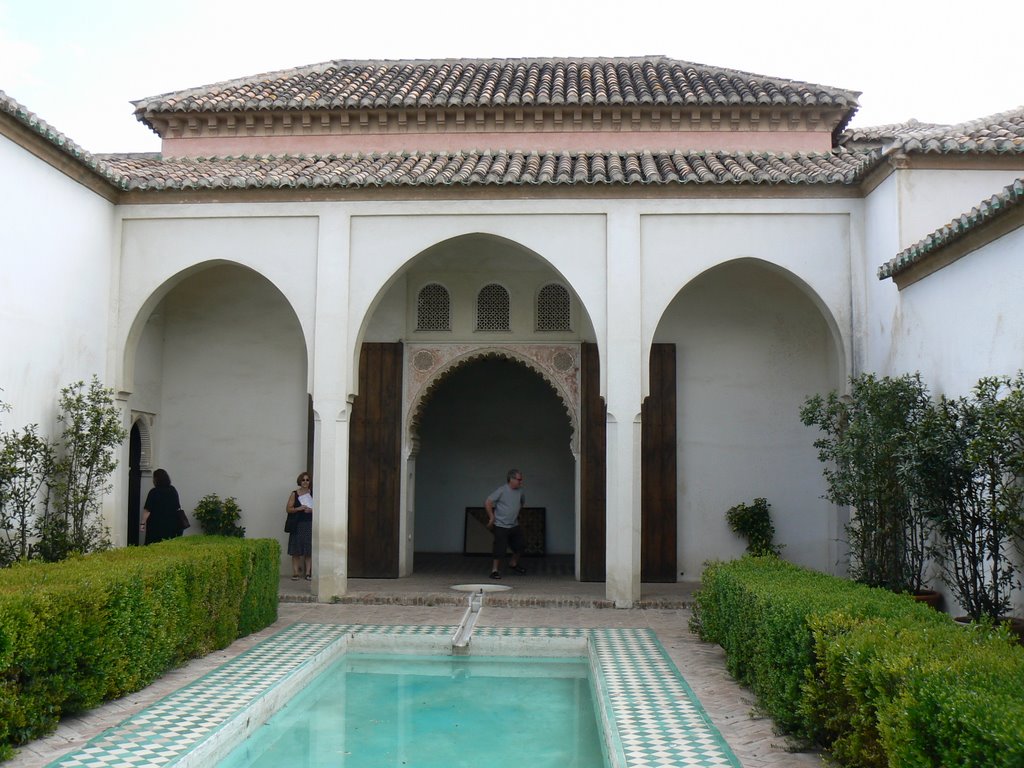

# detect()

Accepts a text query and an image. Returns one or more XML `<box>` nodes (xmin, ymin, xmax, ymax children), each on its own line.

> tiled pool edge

<box><xmin>48</xmin><ymin>623</ymin><xmax>741</xmax><ymax>768</ymax></box>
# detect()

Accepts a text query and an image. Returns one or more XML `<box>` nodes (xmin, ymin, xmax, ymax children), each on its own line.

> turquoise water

<box><xmin>218</xmin><ymin>653</ymin><xmax>608</xmax><ymax>768</ymax></box>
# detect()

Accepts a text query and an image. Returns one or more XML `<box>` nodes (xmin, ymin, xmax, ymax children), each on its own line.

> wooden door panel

<box><xmin>348</xmin><ymin>342</ymin><xmax>402</xmax><ymax>578</ymax></box>
<box><xmin>641</xmin><ymin>343</ymin><xmax>677</xmax><ymax>582</ymax></box>
<box><xmin>579</xmin><ymin>342</ymin><xmax>606</xmax><ymax>582</ymax></box>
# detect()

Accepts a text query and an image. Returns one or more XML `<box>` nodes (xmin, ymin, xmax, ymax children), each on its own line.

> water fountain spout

<box><xmin>451</xmin><ymin>589</ymin><xmax>484</xmax><ymax>654</ymax></box>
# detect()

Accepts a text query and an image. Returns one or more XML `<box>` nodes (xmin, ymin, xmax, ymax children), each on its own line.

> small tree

<box><xmin>801</xmin><ymin>373</ymin><xmax>934</xmax><ymax>593</ymax></box>
<box><xmin>37</xmin><ymin>377</ymin><xmax>126</xmax><ymax>560</ymax></box>
<box><xmin>920</xmin><ymin>375</ymin><xmax>1024</xmax><ymax>621</ymax></box>
<box><xmin>725</xmin><ymin>498</ymin><xmax>781</xmax><ymax>557</ymax></box>
<box><xmin>193</xmin><ymin>493</ymin><xmax>246</xmax><ymax>537</ymax></box>
<box><xmin>0</xmin><ymin>424</ymin><xmax>53</xmax><ymax>565</ymax></box>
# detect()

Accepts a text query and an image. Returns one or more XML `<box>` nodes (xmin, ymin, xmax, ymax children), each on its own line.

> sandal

<box><xmin>510</xmin><ymin>564</ymin><xmax>527</xmax><ymax>575</ymax></box>
<box><xmin>489</xmin><ymin>570</ymin><xmax>501</xmax><ymax>580</ymax></box>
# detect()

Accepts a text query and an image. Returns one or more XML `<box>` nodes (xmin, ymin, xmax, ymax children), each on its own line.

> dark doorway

<box><xmin>413</xmin><ymin>355</ymin><xmax>575</xmax><ymax>560</ymax></box>
<box><xmin>127</xmin><ymin>423</ymin><xmax>142</xmax><ymax>545</ymax></box>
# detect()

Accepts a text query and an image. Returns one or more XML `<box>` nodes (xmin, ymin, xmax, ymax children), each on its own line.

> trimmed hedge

<box><xmin>806</xmin><ymin>614</ymin><xmax>1024</xmax><ymax>768</ymax></box>
<box><xmin>693</xmin><ymin>557</ymin><xmax>1024</xmax><ymax>767</ymax></box>
<box><xmin>0</xmin><ymin>537</ymin><xmax>279</xmax><ymax>759</ymax></box>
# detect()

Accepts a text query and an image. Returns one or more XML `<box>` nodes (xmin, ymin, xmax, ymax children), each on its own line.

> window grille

<box><xmin>476</xmin><ymin>283</ymin><xmax>510</xmax><ymax>331</ymax></box>
<box><xmin>416</xmin><ymin>283</ymin><xmax>451</xmax><ymax>331</ymax></box>
<box><xmin>536</xmin><ymin>283</ymin><xmax>571</xmax><ymax>330</ymax></box>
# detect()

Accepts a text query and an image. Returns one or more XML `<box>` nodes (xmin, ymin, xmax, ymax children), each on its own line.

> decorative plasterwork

<box><xmin>405</xmin><ymin>343</ymin><xmax>581</xmax><ymax>454</ymax></box>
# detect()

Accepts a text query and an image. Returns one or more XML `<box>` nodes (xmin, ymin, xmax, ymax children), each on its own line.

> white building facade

<box><xmin>1</xmin><ymin>58</ymin><xmax>1021</xmax><ymax>608</ymax></box>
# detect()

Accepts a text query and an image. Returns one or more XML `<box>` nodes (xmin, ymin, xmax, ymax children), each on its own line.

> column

<box><xmin>604</xmin><ymin>208</ymin><xmax>643</xmax><ymax>607</ymax></box>
<box><xmin>310</xmin><ymin>210</ymin><xmax>351</xmax><ymax>601</ymax></box>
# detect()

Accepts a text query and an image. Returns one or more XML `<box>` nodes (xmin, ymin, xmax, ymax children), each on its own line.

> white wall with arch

<box><xmin>125</xmin><ymin>259</ymin><xmax>308</xmax><ymax>572</ymax></box>
<box><xmin>653</xmin><ymin>259</ymin><xmax>844</xmax><ymax>579</ymax></box>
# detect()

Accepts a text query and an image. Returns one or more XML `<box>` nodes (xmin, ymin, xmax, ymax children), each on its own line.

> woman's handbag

<box><xmin>177</xmin><ymin>508</ymin><xmax>191</xmax><ymax>530</ymax></box>
<box><xmin>284</xmin><ymin>513</ymin><xmax>298</xmax><ymax>534</ymax></box>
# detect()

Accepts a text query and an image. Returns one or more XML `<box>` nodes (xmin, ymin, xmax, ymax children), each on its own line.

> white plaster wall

<box><xmin>138</xmin><ymin>265</ymin><xmax>307</xmax><ymax>572</ymax></box>
<box><xmin>131</xmin><ymin>312</ymin><xmax>166</xmax><ymax>417</ymax></box>
<box><xmin>116</xmin><ymin>213</ymin><xmax>319</xmax><ymax>390</ymax></box>
<box><xmin>886</xmin><ymin>226</ymin><xmax>1024</xmax><ymax>396</ymax></box>
<box><xmin>654</xmin><ymin>261</ymin><xmax>840</xmax><ymax>578</ymax></box>
<box><xmin>897</xmin><ymin>168</ymin><xmax>1024</xmax><ymax>249</ymax></box>
<box><xmin>884</xmin><ymin>225</ymin><xmax>1024</xmax><ymax>616</ymax></box>
<box><xmin>857</xmin><ymin>175</ymin><xmax>902</xmax><ymax>375</ymax></box>
<box><xmin>349</xmin><ymin>213</ymin><xmax>608</xmax><ymax>392</ymax></box>
<box><xmin>640</xmin><ymin>211</ymin><xmax>853</xmax><ymax>392</ymax></box>
<box><xmin>0</xmin><ymin>136</ymin><xmax>114</xmax><ymax>431</ymax></box>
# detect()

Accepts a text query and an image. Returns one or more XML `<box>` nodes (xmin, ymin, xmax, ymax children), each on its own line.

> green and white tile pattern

<box><xmin>48</xmin><ymin>623</ymin><xmax>740</xmax><ymax>768</ymax></box>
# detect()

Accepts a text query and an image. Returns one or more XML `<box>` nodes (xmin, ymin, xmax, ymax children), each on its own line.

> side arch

<box><xmin>652</xmin><ymin>257</ymin><xmax>845</xmax><ymax>580</ymax></box>
<box><xmin>119</xmin><ymin>259</ymin><xmax>311</xmax><ymax>394</ymax></box>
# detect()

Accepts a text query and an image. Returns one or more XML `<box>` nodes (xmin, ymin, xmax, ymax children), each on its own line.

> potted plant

<box><xmin>918</xmin><ymin>375</ymin><xmax>1024</xmax><ymax>631</ymax></box>
<box><xmin>725</xmin><ymin>497</ymin><xmax>781</xmax><ymax>557</ymax></box>
<box><xmin>801</xmin><ymin>373</ymin><xmax>935</xmax><ymax>595</ymax></box>
<box><xmin>193</xmin><ymin>493</ymin><xmax>246</xmax><ymax>537</ymax></box>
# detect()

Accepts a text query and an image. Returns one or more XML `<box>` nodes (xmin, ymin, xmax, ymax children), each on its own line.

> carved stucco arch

<box><xmin>405</xmin><ymin>343</ymin><xmax>581</xmax><ymax>456</ymax></box>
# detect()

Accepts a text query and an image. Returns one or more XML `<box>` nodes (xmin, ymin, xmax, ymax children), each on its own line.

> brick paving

<box><xmin>8</xmin><ymin>572</ymin><xmax>824</xmax><ymax>767</ymax></box>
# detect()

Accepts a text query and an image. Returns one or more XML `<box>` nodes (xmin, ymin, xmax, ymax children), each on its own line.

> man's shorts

<box><xmin>492</xmin><ymin>524</ymin><xmax>526</xmax><ymax>558</ymax></box>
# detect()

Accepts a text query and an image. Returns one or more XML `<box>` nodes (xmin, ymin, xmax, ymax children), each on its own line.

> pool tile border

<box><xmin>48</xmin><ymin>623</ymin><xmax>740</xmax><ymax>768</ymax></box>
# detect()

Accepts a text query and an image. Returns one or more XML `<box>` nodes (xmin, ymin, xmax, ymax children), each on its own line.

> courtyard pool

<box><xmin>47</xmin><ymin>623</ymin><xmax>740</xmax><ymax>768</ymax></box>
<box><xmin>218</xmin><ymin>654</ymin><xmax>606</xmax><ymax>767</ymax></box>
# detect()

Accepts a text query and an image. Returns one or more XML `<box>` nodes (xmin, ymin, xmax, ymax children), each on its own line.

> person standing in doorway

<box><xmin>485</xmin><ymin>469</ymin><xmax>527</xmax><ymax>579</ymax></box>
<box><xmin>141</xmin><ymin>468</ymin><xmax>183</xmax><ymax>545</ymax></box>
<box><xmin>286</xmin><ymin>472</ymin><xmax>314</xmax><ymax>580</ymax></box>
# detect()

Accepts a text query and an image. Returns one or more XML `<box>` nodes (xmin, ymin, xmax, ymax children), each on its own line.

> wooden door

<box><xmin>579</xmin><ymin>342</ymin><xmax>606</xmax><ymax>581</ymax></box>
<box><xmin>348</xmin><ymin>342</ymin><xmax>402</xmax><ymax>577</ymax></box>
<box><xmin>641</xmin><ymin>343</ymin><xmax>677</xmax><ymax>582</ymax></box>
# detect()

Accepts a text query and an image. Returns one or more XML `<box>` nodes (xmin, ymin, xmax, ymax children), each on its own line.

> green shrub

<box><xmin>192</xmin><ymin>493</ymin><xmax>246</xmax><ymax>537</ymax></box>
<box><xmin>806</xmin><ymin>613</ymin><xmax>1024</xmax><ymax>767</ymax></box>
<box><xmin>694</xmin><ymin>557</ymin><xmax>941</xmax><ymax>735</ymax></box>
<box><xmin>694</xmin><ymin>557</ymin><xmax>1024</xmax><ymax>767</ymax></box>
<box><xmin>0</xmin><ymin>537</ymin><xmax>278</xmax><ymax>757</ymax></box>
<box><xmin>725</xmin><ymin>498</ymin><xmax>780</xmax><ymax>556</ymax></box>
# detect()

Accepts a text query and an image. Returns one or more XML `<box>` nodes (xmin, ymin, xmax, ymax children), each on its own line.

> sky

<box><xmin>1</xmin><ymin>0</ymin><xmax>1020</xmax><ymax>154</ymax></box>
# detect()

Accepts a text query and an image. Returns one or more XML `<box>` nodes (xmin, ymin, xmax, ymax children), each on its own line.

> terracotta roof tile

<box><xmin>843</xmin><ymin>106</ymin><xmax>1024</xmax><ymax>155</ymax></box>
<box><xmin>97</xmin><ymin>148</ymin><xmax>876</xmax><ymax>190</ymax></box>
<box><xmin>132</xmin><ymin>56</ymin><xmax>860</xmax><ymax>128</ymax></box>
<box><xmin>878</xmin><ymin>177</ymin><xmax>1024</xmax><ymax>280</ymax></box>
<box><xmin>0</xmin><ymin>90</ymin><xmax>120</xmax><ymax>180</ymax></box>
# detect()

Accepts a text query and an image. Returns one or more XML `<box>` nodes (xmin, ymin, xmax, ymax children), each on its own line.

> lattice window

<box><xmin>476</xmin><ymin>283</ymin><xmax>510</xmax><ymax>331</ymax></box>
<box><xmin>536</xmin><ymin>283</ymin><xmax>571</xmax><ymax>331</ymax></box>
<box><xmin>416</xmin><ymin>283</ymin><xmax>451</xmax><ymax>331</ymax></box>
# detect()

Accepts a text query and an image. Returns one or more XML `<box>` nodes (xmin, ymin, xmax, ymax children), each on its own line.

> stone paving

<box><xmin>8</xmin><ymin>578</ymin><xmax>825</xmax><ymax>768</ymax></box>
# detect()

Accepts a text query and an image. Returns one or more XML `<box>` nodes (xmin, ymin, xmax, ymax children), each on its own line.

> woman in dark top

<box><xmin>142</xmin><ymin>468</ymin><xmax>183</xmax><ymax>544</ymax></box>
<box><xmin>286</xmin><ymin>472</ymin><xmax>313</xmax><ymax>580</ymax></box>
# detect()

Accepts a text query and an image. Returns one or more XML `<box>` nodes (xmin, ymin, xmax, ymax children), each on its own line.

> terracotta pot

<box><xmin>911</xmin><ymin>590</ymin><xmax>943</xmax><ymax>611</ymax></box>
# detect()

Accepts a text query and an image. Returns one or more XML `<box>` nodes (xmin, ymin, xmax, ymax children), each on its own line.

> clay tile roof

<box><xmin>842</xmin><ymin>106</ymin><xmax>1024</xmax><ymax>155</ymax></box>
<box><xmin>878</xmin><ymin>177</ymin><xmax>1024</xmax><ymax>280</ymax></box>
<box><xmin>97</xmin><ymin>148</ymin><xmax>877</xmax><ymax>190</ymax></box>
<box><xmin>0</xmin><ymin>89</ymin><xmax>128</xmax><ymax>185</ymax></box>
<box><xmin>132</xmin><ymin>56</ymin><xmax>860</xmax><ymax>129</ymax></box>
